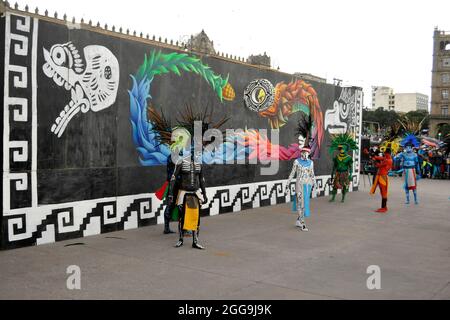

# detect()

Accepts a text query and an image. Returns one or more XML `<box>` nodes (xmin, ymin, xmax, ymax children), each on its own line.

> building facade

<box><xmin>186</xmin><ymin>30</ymin><xmax>216</xmax><ymax>55</ymax></box>
<box><xmin>293</xmin><ymin>73</ymin><xmax>327</xmax><ymax>84</ymax></box>
<box><xmin>247</xmin><ymin>52</ymin><xmax>271</xmax><ymax>67</ymax></box>
<box><xmin>372</xmin><ymin>86</ymin><xmax>429</xmax><ymax>113</ymax></box>
<box><xmin>371</xmin><ymin>86</ymin><xmax>395</xmax><ymax>110</ymax></box>
<box><xmin>394</xmin><ymin>93</ymin><xmax>429</xmax><ymax>113</ymax></box>
<box><xmin>430</xmin><ymin>28</ymin><xmax>450</xmax><ymax>136</ymax></box>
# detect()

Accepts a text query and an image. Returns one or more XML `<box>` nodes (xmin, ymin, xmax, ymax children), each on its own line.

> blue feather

<box><xmin>401</xmin><ymin>133</ymin><xmax>420</xmax><ymax>147</ymax></box>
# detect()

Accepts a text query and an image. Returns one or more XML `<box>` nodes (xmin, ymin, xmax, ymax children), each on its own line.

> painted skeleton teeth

<box><xmin>43</xmin><ymin>43</ymin><xmax>119</xmax><ymax>137</ymax></box>
<box><xmin>53</xmin><ymin>72</ymin><xmax>65</xmax><ymax>87</ymax></box>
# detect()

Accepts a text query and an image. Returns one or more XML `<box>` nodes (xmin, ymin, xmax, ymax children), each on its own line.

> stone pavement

<box><xmin>0</xmin><ymin>176</ymin><xmax>449</xmax><ymax>299</ymax></box>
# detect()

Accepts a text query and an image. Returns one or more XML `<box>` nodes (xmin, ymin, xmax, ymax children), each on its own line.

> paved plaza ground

<box><xmin>0</xmin><ymin>176</ymin><xmax>449</xmax><ymax>299</ymax></box>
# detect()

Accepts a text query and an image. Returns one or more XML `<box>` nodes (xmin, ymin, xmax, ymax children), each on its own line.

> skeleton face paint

<box><xmin>43</xmin><ymin>42</ymin><xmax>120</xmax><ymax>137</ymax></box>
<box><xmin>298</xmin><ymin>135</ymin><xmax>306</xmax><ymax>149</ymax></box>
<box><xmin>300</xmin><ymin>149</ymin><xmax>310</xmax><ymax>160</ymax></box>
<box><xmin>171</xmin><ymin>127</ymin><xmax>191</xmax><ymax>152</ymax></box>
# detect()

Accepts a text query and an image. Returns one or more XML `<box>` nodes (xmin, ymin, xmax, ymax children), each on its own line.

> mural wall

<box><xmin>0</xmin><ymin>7</ymin><xmax>363</xmax><ymax>250</ymax></box>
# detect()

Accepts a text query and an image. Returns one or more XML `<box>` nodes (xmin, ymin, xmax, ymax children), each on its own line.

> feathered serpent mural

<box><xmin>129</xmin><ymin>50</ymin><xmax>325</xmax><ymax>165</ymax></box>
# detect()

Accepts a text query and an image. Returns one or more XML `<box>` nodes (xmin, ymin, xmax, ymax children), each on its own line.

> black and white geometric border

<box><xmin>3</xmin><ymin>12</ymin><xmax>38</xmax><ymax>212</ymax></box>
<box><xmin>2</xmin><ymin>175</ymin><xmax>359</xmax><ymax>249</ymax></box>
<box><xmin>352</xmin><ymin>88</ymin><xmax>363</xmax><ymax>187</ymax></box>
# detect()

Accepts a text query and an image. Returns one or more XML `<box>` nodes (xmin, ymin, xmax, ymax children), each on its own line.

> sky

<box><xmin>11</xmin><ymin>0</ymin><xmax>450</xmax><ymax>108</ymax></box>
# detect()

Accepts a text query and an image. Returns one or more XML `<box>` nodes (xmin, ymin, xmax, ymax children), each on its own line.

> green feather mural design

<box><xmin>136</xmin><ymin>50</ymin><xmax>229</xmax><ymax>101</ymax></box>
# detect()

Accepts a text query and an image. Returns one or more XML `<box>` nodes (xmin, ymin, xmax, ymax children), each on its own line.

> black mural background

<box><xmin>32</xmin><ymin>20</ymin><xmax>344</xmax><ymax>205</ymax></box>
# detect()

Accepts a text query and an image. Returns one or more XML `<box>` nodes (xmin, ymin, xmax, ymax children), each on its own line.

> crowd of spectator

<box><xmin>365</xmin><ymin>144</ymin><xmax>450</xmax><ymax>179</ymax></box>
<box><xmin>416</xmin><ymin>147</ymin><xmax>450</xmax><ymax>179</ymax></box>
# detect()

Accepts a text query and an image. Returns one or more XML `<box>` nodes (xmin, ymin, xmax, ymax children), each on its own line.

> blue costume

<box><xmin>397</xmin><ymin>134</ymin><xmax>421</xmax><ymax>204</ymax></box>
<box><xmin>286</xmin><ymin>148</ymin><xmax>316</xmax><ymax>231</ymax></box>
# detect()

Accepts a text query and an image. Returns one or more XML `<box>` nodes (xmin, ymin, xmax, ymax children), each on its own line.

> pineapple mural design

<box><xmin>222</xmin><ymin>82</ymin><xmax>235</xmax><ymax>101</ymax></box>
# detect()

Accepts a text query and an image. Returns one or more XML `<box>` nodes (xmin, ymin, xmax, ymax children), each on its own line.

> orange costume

<box><xmin>370</xmin><ymin>153</ymin><xmax>393</xmax><ymax>212</ymax></box>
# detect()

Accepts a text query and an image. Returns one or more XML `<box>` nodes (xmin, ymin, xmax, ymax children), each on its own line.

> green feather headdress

<box><xmin>328</xmin><ymin>133</ymin><xmax>358</xmax><ymax>154</ymax></box>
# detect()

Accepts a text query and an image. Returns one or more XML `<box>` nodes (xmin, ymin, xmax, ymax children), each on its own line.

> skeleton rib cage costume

<box><xmin>286</xmin><ymin>157</ymin><xmax>316</xmax><ymax>227</ymax></box>
<box><xmin>168</xmin><ymin>151</ymin><xmax>207</xmax><ymax>249</ymax></box>
<box><xmin>285</xmin><ymin>117</ymin><xmax>316</xmax><ymax>231</ymax></box>
<box><xmin>148</xmin><ymin>104</ymin><xmax>228</xmax><ymax>249</ymax></box>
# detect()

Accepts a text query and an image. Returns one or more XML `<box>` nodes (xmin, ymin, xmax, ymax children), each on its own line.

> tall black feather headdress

<box><xmin>147</xmin><ymin>103</ymin><xmax>229</xmax><ymax>147</ymax></box>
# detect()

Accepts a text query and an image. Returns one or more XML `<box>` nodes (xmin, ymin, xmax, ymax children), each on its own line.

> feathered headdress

<box><xmin>380</xmin><ymin>123</ymin><xmax>401</xmax><ymax>154</ymax></box>
<box><xmin>400</xmin><ymin>133</ymin><xmax>420</xmax><ymax>148</ymax></box>
<box><xmin>296</xmin><ymin>114</ymin><xmax>312</xmax><ymax>149</ymax></box>
<box><xmin>397</xmin><ymin>115</ymin><xmax>427</xmax><ymax>135</ymax></box>
<box><xmin>329</xmin><ymin>133</ymin><xmax>358</xmax><ymax>154</ymax></box>
<box><xmin>147</xmin><ymin>105</ymin><xmax>172</xmax><ymax>146</ymax></box>
<box><xmin>380</xmin><ymin>139</ymin><xmax>400</xmax><ymax>154</ymax></box>
<box><xmin>147</xmin><ymin>103</ymin><xmax>229</xmax><ymax>147</ymax></box>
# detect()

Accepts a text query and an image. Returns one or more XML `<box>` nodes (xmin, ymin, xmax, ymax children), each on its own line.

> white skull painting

<box><xmin>42</xmin><ymin>42</ymin><xmax>120</xmax><ymax>137</ymax></box>
<box><xmin>325</xmin><ymin>88</ymin><xmax>356</xmax><ymax>134</ymax></box>
<box><xmin>324</xmin><ymin>100</ymin><xmax>348</xmax><ymax>134</ymax></box>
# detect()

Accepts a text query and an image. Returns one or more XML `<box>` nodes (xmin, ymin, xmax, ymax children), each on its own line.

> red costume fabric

<box><xmin>370</xmin><ymin>154</ymin><xmax>393</xmax><ymax>198</ymax></box>
<box><xmin>155</xmin><ymin>181</ymin><xmax>169</xmax><ymax>200</ymax></box>
<box><xmin>373</xmin><ymin>154</ymin><xmax>393</xmax><ymax>176</ymax></box>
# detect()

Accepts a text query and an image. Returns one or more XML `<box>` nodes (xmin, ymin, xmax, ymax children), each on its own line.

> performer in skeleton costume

<box><xmin>168</xmin><ymin>135</ymin><xmax>207</xmax><ymax>249</ymax></box>
<box><xmin>396</xmin><ymin>133</ymin><xmax>421</xmax><ymax>204</ymax></box>
<box><xmin>329</xmin><ymin>133</ymin><xmax>358</xmax><ymax>203</ymax></box>
<box><xmin>149</xmin><ymin>105</ymin><xmax>228</xmax><ymax>249</ymax></box>
<box><xmin>285</xmin><ymin>120</ymin><xmax>316</xmax><ymax>231</ymax></box>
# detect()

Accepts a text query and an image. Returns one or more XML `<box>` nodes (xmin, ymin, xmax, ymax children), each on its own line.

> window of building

<box><xmin>442</xmin><ymin>73</ymin><xmax>450</xmax><ymax>83</ymax></box>
<box><xmin>441</xmin><ymin>105</ymin><xmax>449</xmax><ymax>116</ymax></box>
<box><xmin>442</xmin><ymin>89</ymin><xmax>449</xmax><ymax>100</ymax></box>
<box><xmin>443</xmin><ymin>58</ymin><xmax>450</xmax><ymax>68</ymax></box>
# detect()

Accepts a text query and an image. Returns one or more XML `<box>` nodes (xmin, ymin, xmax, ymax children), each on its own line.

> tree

<box><xmin>437</xmin><ymin>123</ymin><xmax>450</xmax><ymax>138</ymax></box>
<box><xmin>363</xmin><ymin>107</ymin><xmax>400</xmax><ymax>129</ymax></box>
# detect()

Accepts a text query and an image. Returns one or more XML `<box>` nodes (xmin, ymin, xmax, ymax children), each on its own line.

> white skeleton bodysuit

<box><xmin>286</xmin><ymin>156</ymin><xmax>316</xmax><ymax>230</ymax></box>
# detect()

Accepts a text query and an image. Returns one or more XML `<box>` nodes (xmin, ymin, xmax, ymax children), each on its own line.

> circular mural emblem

<box><xmin>243</xmin><ymin>79</ymin><xmax>275</xmax><ymax>112</ymax></box>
